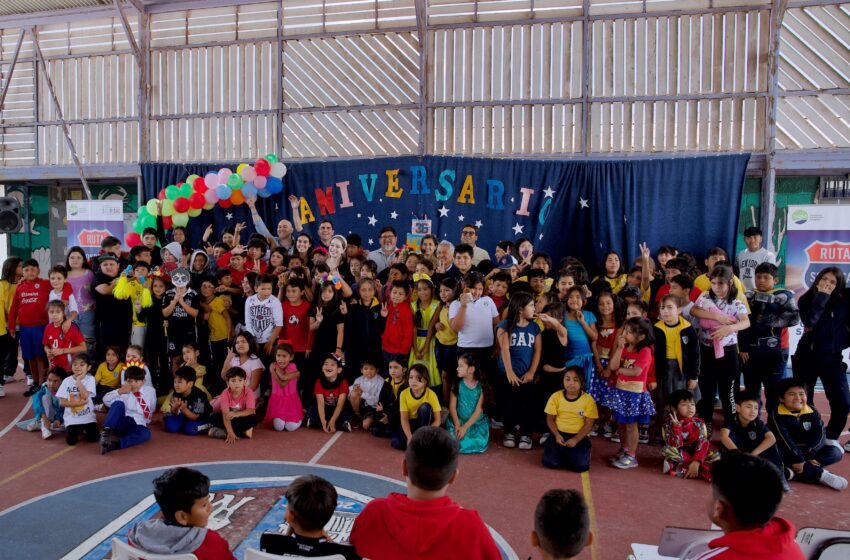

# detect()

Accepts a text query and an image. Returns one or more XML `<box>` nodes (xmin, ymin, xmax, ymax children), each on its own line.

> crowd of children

<box><xmin>2</xmin><ymin>214</ymin><xmax>848</xmax><ymax>491</ymax></box>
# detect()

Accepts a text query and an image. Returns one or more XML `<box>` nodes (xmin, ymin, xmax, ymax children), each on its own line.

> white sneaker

<box><xmin>825</xmin><ymin>439</ymin><xmax>845</xmax><ymax>454</ymax></box>
<box><xmin>518</xmin><ymin>436</ymin><xmax>533</xmax><ymax>450</ymax></box>
<box><xmin>41</xmin><ymin>424</ymin><xmax>53</xmax><ymax>440</ymax></box>
<box><xmin>819</xmin><ymin>470</ymin><xmax>848</xmax><ymax>491</ymax></box>
<box><xmin>662</xmin><ymin>459</ymin><xmax>672</xmax><ymax>474</ymax></box>
<box><xmin>844</xmin><ymin>441</ymin><xmax>850</xmax><ymax>453</ymax></box>
<box><xmin>0</xmin><ymin>385</ymin><xmax>5</xmax><ymax>397</ymax></box>
<box><xmin>26</xmin><ymin>421</ymin><xmax>39</xmax><ymax>432</ymax></box>
<box><xmin>539</xmin><ymin>433</ymin><xmax>550</xmax><ymax>445</ymax></box>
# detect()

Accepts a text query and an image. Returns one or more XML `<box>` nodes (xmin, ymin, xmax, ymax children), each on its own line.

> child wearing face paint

<box><xmin>661</xmin><ymin>389</ymin><xmax>718</xmax><ymax>481</ymax></box>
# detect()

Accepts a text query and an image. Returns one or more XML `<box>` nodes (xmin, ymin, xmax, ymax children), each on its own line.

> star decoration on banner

<box><xmin>579</xmin><ymin>197</ymin><xmax>590</xmax><ymax>209</ymax></box>
<box><xmin>475</xmin><ymin>220</ymin><xmax>483</xmax><ymax>228</ymax></box>
<box><xmin>543</xmin><ymin>186</ymin><xmax>556</xmax><ymax>198</ymax></box>
<box><xmin>510</xmin><ymin>197</ymin><xmax>515</xmax><ymax>203</ymax></box>
<box><xmin>225</xmin><ymin>212</ymin><xmax>234</xmax><ymax>220</ymax></box>
<box><xmin>512</xmin><ymin>222</ymin><xmax>524</xmax><ymax>235</ymax></box>
<box><xmin>438</xmin><ymin>205</ymin><xmax>449</xmax><ymax>217</ymax></box>
<box><xmin>368</xmin><ymin>239</ymin><xmax>374</xmax><ymax>246</ymax></box>
<box><xmin>357</xmin><ymin>213</ymin><xmax>362</xmax><ymax>218</ymax></box>
<box><xmin>539</xmin><ymin>233</ymin><xmax>544</xmax><ymax>240</ymax></box>
<box><xmin>458</xmin><ymin>214</ymin><xmax>465</xmax><ymax>222</ymax></box>
<box><xmin>390</xmin><ymin>211</ymin><xmax>398</xmax><ymax>219</ymax></box>
<box><xmin>368</xmin><ymin>215</ymin><xmax>378</xmax><ymax>226</ymax></box>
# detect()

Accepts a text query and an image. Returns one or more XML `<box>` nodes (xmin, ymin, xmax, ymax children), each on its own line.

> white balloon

<box><xmin>270</xmin><ymin>162</ymin><xmax>287</xmax><ymax>179</ymax></box>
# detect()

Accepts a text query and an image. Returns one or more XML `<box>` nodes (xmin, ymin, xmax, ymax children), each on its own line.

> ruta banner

<box><xmin>66</xmin><ymin>200</ymin><xmax>124</xmax><ymax>259</ymax></box>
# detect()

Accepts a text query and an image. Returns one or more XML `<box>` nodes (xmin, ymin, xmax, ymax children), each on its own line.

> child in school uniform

<box><xmin>395</xmin><ymin>364</ymin><xmax>441</xmax><ymax>451</ymax></box>
<box><xmin>542</xmin><ymin>366</ymin><xmax>598</xmax><ymax>473</ymax></box>
<box><xmin>163</xmin><ymin>366</ymin><xmax>212</xmax><ymax>436</ymax></box>
<box><xmin>94</xmin><ymin>346</ymin><xmax>124</xmax><ymax>404</ymax></box>
<box><xmin>101</xmin><ymin>365</ymin><xmax>156</xmax><ymax>454</ymax></box>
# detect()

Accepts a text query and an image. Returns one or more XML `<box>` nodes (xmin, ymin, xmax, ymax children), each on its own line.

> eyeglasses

<box><xmin>461</xmin><ymin>230</ymin><xmax>476</xmax><ymax>236</ymax></box>
<box><xmin>380</xmin><ymin>235</ymin><xmax>395</xmax><ymax>240</ymax></box>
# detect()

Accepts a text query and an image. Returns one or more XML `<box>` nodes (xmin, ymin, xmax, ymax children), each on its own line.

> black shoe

<box><xmin>101</xmin><ymin>437</ymin><xmax>121</xmax><ymax>455</ymax></box>
<box><xmin>23</xmin><ymin>387</ymin><xmax>37</xmax><ymax>397</ymax></box>
<box><xmin>99</xmin><ymin>427</ymin><xmax>112</xmax><ymax>446</ymax></box>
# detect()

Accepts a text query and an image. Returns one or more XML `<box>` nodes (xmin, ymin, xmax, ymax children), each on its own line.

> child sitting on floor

<box><xmin>371</xmin><ymin>354</ymin><xmax>407</xmax><ymax>439</ymax></box>
<box><xmin>58</xmin><ymin>353</ymin><xmax>99</xmax><ymax>446</ymax></box>
<box><xmin>768</xmin><ymin>378</ymin><xmax>846</xmax><ymax>491</ymax></box>
<box><xmin>259</xmin><ymin>475</ymin><xmax>360</xmax><ymax>559</ymax></box>
<box><xmin>94</xmin><ymin>346</ymin><xmax>123</xmax><ymax>404</ymax></box>
<box><xmin>395</xmin><ymin>364</ymin><xmax>442</xmax><ymax>450</ymax></box>
<box><xmin>542</xmin><ymin>366</ymin><xmax>598</xmax><ymax>473</ymax></box>
<box><xmin>264</xmin><ymin>343</ymin><xmax>303</xmax><ymax>432</ymax></box>
<box><xmin>209</xmin><ymin>367</ymin><xmax>257</xmax><ymax>443</ymax></box>
<box><xmin>100</xmin><ymin>365</ymin><xmax>156</xmax><ymax>454</ymax></box>
<box><xmin>128</xmin><ymin>467</ymin><xmax>236</xmax><ymax>560</ymax></box>
<box><xmin>306</xmin><ymin>353</ymin><xmax>351</xmax><ymax>434</ymax></box>
<box><xmin>348</xmin><ymin>356</ymin><xmax>385</xmax><ymax>432</ymax></box>
<box><xmin>719</xmin><ymin>390</ymin><xmax>787</xmax><ymax>491</ymax></box>
<box><xmin>163</xmin><ymin>366</ymin><xmax>212</xmax><ymax>436</ymax></box>
<box><xmin>446</xmin><ymin>352</ymin><xmax>489</xmax><ymax>454</ymax></box>
<box><xmin>26</xmin><ymin>366</ymin><xmax>67</xmax><ymax>440</ymax></box>
<box><xmin>532</xmin><ymin>489</ymin><xmax>593</xmax><ymax>559</ymax></box>
<box><xmin>661</xmin><ymin>389</ymin><xmax>718</xmax><ymax>481</ymax></box>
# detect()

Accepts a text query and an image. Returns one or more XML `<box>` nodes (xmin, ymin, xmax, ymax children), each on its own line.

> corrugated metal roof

<box><xmin>0</xmin><ymin>0</ymin><xmax>111</xmax><ymax>18</ymax></box>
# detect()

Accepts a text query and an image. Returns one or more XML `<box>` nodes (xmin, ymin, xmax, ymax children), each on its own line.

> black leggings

<box><xmin>697</xmin><ymin>344</ymin><xmax>738</xmax><ymax>426</ymax></box>
<box><xmin>66</xmin><ymin>422</ymin><xmax>100</xmax><ymax>446</ymax></box>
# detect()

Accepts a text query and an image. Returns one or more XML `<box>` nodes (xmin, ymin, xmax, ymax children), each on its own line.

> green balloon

<box><xmin>133</xmin><ymin>218</ymin><xmax>143</xmax><ymax>233</ymax></box>
<box><xmin>165</xmin><ymin>185</ymin><xmax>180</xmax><ymax>200</ymax></box>
<box><xmin>179</xmin><ymin>182</ymin><xmax>193</xmax><ymax>197</ymax></box>
<box><xmin>264</xmin><ymin>154</ymin><xmax>279</xmax><ymax>164</ymax></box>
<box><xmin>140</xmin><ymin>215</ymin><xmax>157</xmax><ymax>230</ymax></box>
<box><xmin>227</xmin><ymin>174</ymin><xmax>243</xmax><ymax>189</ymax></box>
<box><xmin>137</xmin><ymin>206</ymin><xmax>150</xmax><ymax>219</ymax></box>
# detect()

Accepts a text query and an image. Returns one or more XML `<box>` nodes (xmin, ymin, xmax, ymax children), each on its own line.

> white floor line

<box><xmin>308</xmin><ymin>431</ymin><xmax>343</xmax><ymax>465</ymax></box>
<box><xmin>0</xmin><ymin>400</ymin><xmax>31</xmax><ymax>439</ymax></box>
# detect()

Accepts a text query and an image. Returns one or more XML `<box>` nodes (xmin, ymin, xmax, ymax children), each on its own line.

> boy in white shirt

<box><xmin>57</xmin><ymin>353</ymin><xmax>99</xmax><ymax>446</ymax></box>
<box><xmin>349</xmin><ymin>356</ymin><xmax>385</xmax><ymax>431</ymax></box>
<box><xmin>101</xmin><ymin>365</ymin><xmax>156</xmax><ymax>454</ymax></box>
<box><xmin>736</xmin><ymin>227</ymin><xmax>777</xmax><ymax>291</ymax></box>
<box><xmin>244</xmin><ymin>274</ymin><xmax>283</xmax><ymax>359</ymax></box>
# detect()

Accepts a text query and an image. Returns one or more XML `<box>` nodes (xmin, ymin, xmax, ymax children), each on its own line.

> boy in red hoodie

<box><xmin>688</xmin><ymin>451</ymin><xmax>804</xmax><ymax>560</ymax></box>
<box><xmin>8</xmin><ymin>259</ymin><xmax>50</xmax><ymax>396</ymax></box>
<box><xmin>380</xmin><ymin>281</ymin><xmax>414</xmax><ymax>359</ymax></box>
<box><xmin>350</xmin><ymin>426</ymin><xmax>501</xmax><ymax>560</ymax></box>
<box><xmin>128</xmin><ymin>467</ymin><xmax>235</xmax><ymax>560</ymax></box>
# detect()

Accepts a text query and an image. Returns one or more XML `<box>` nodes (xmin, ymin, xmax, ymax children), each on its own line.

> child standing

<box><xmin>0</xmin><ymin>257</ymin><xmax>22</xmax><ymax>397</ymax></box>
<box><xmin>434</xmin><ymin>277</ymin><xmax>460</xmax><ymax>403</ymax></box>
<box><xmin>281</xmin><ymin>277</ymin><xmax>314</xmax><ymax>385</ymax></box>
<box><xmin>563</xmin><ymin>287</ymin><xmax>598</xmax><ymax>390</ymax></box>
<box><xmin>199</xmin><ymin>278</ymin><xmax>231</xmax><ymax>395</ymax></box>
<box><xmin>113</xmin><ymin>262</ymin><xmax>152</xmax><ymax>347</ymax></box>
<box><xmin>163</xmin><ymin>366</ymin><xmax>212</xmax><ymax>436</ymax></box>
<box><xmin>265</xmin><ymin>343</ymin><xmax>303</xmax><ymax>432</ymax></box>
<box><xmin>47</xmin><ymin>265</ymin><xmax>78</xmax><ymax>328</ymax></box>
<box><xmin>543</xmin><ymin>366</ymin><xmax>598</xmax><ymax>473</ymax></box>
<box><xmin>145</xmin><ymin>274</ymin><xmax>171</xmax><ymax>395</ymax></box>
<box><xmin>210</xmin><ymin>367</ymin><xmax>257</xmax><ymax>443</ymax></box>
<box><xmin>57</xmin><ymin>353</ymin><xmax>99</xmax><ymax>446</ymax></box>
<box><xmin>769</xmin><ymin>378</ymin><xmax>846</xmax><ymax>491</ymax></box>
<box><xmin>94</xmin><ymin>346</ymin><xmax>124</xmax><ymax>403</ymax></box>
<box><xmin>8</xmin><ymin>258</ymin><xmax>50</xmax><ymax>397</ymax></box>
<box><xmin>348</xmin><ymin>356</ymin><xmax>385</xmax><ymax>431</ymax></box>
<box><xmin>380</xmin><ymin>281</ymin><xmax>414</xmax><ymax>362</ymax></box>
<box><xmin>589</xmin><ymin>291</ymin><xmax>620</xmax><ymax>436</ymax></box>
<box><xmin>306</xmin><ymin>354</ymin><xmax>351</xmax><ymax>433</ymax></box>
<box><xmin>496</xmin><ymin>292</ymin><xmax>541</xmax><ymax>450</ymax></box>
<box><xmin>396</xmin><ymin>364</ymin><xmax>442</xmax><ymax>450</ymax></box>
<box><xmin>100</xmin><ymin>365</ymin><xmax>156</xmax><ymax>454</ymax></box>
<box><xmin>27</xmin><ymin>366</ymin><xmax>67</xmax><ymax>439</ymax></box>
<box><xmin>409</xmin><ymin>275</ymin><xmax>439</xmax><ymax>388</ymax></box>
<box><xmin>653</xmin><ymin>295</ymin><xmax>700</xmax><ymax>414</ymax></box>
<box><xmin>163</xmin><ymin>268</ymin><xmax>200</xmax><ymax>372</ymax></box>
<box><xmin>603</xmin><ymin>317</ymin><xmax>655</xmax><ymax>469</ymax></box>
<box><xmin>661</xmin><ymin>389</ymin><xmax>718</xmax><ymax>480</ymax></box>
<box><xmin>42</xmin><ymin>300</ymin><xmax>86</xmax><ymax>370</ymax></box>
<box><xmin>244</xmin><ymin>274</ymin><xmax>284</xmax><ymax>360</ymax></box>
<box><xmin>343</xmin><ymin>279</ymin><xmax>383</xmax><ymax>383</ymax></box>
<box><xmin>446</xmin><ymin>353</ymin><xmax>489</xmax><ymax>454</ymax></box>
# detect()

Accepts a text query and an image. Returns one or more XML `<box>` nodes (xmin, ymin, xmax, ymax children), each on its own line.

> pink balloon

<box><xmin>204</xmin><ymin>189</ymin><xmax>219</xmax><ymax>204</ymax></box>
<box><xmin>254</xmin><ymin>175</ymin><xmax>267</xmax><ymax>189</ymax></box>
<box><xmin>204</xmin><ymin>172</ymin><xmax>219</xmax><ymax>189</ymax></box>
<box><xmin>218</xmin><ymin>168</ymin><xmax>233</xmax><ymax>184</ymax></box>
<box><xmin>240</xmin><ymin>166</ymin><xmax>257</xmax><ymax>183</ymax></box>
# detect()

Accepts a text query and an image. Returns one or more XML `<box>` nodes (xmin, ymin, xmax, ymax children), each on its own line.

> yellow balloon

<box><xmin>236</xmin><ymin>163</ymin><xmax>248</xmax><ymax>174</ymax></box>
<box><xmin>203</xmin><ymin>202</ymin><xmax>215</xmax><ymax>210</ymax></box>
<box><xmin>188</xmin><ymin>207</ymin><xmax>202</xmax><ymax>217</ymax></box>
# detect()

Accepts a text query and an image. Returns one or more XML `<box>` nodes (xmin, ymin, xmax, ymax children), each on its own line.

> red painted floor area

<box><xmin>1</xmin><ymin>373</ymin><xmax>848</xmax><ymax>560</ymax></box>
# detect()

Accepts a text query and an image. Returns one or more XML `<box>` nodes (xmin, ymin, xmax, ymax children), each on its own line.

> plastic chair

<box><xmin>244</xmin><ymin>547</ymin><xmax>347</xmax><ymax>560</ymax></box>
<box><xmin>111</xmin><ymin>537</ymin><xmax>199</xmax><ymax>560</ymax></box>
<box><xmin>796</xmin><ymin>527</ymin><xmax>850</xmax><ymax>560</ymax></box>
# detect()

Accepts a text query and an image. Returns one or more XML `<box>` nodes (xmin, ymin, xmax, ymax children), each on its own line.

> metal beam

<box><xmin>138</xmin><ymin>6</ymin><xmax>150</xmax><ymax>164</ymax></box>
<box><xmin>276</xmin><ymin>2</ymin><xmax>284</xmax><ymax>156</ymax></box>
<box><xmin>762</xmin><ymin>0</ymin><xmax>789</xmax><ymax>254</ymax></box>
<box><xmin>0</xmin><ymin>31</ymin><xmax>24</xmax><ymax>115</ymax></box>
<box><xmin>29</xmin><ymin>27</ymin><xmax>92</xmax><ymax>200</ymax></box>
<box><xmin>0</xmin><ymin>164</ymin><xmax>141</xmax><ymax>182</ymax></box>
<box><xmin>581</xmin><ymin>0</ymin><xmax>590</xmax><ymax>155</ymax></box>
<box><xmin>113</xmin><ymin>0</ymin><xmax>142</xmax><ymax>61</ymax></box>
<box><xmin>415</xmin><ymin>0</ymin><xmax>428</xmax><ymax>156</ymax></box>
<box><xmin>0</xmin><ymin>6</ymin><xmax>113</xmax><ymax>30</ymax></box>
<box><xmin>124</xmin><ymin>0</ymin><xmax>146</xmax><ymax>14</ymax></box>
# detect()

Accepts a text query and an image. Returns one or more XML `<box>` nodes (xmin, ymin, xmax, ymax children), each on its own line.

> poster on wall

<box><xmin>66</xmin><ymin>200</ymin><xmax>124</xmax><ymax>259</ymax></box>
<box><xmin>785</xmin><ymin>205</ymin><xmax>850</xmax><ymax>363</ymax></box>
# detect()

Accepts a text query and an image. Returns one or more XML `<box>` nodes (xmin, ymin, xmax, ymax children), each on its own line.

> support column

<box><xmin>415</xmin><ymin>0</ymin><xmax>428</xmax><ymax>156</ymax></box>
<box><xmin>762</xmin><ymin>0</ymin><xmax>788</xmax><ymax>253</ymax></box>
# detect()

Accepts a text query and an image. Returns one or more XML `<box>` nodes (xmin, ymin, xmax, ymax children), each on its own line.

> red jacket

<box><xmin>692</xmin><ymin>517</ymin><xmax>804</xmax><ymax>560</ymax></box>
<box><xmin>8</xmin><ymin>279</ymin><xmax>50</xmax><ymax>331</ymax></box>
<box><xmin>350</xmin><ymin>493</ymin><xmax>501</xmax><ymax>560</ymax></box>
<box><xmin>381</xmin><ymin>301</ymin><xmax>414</xmax><ymax>355</ymax></box>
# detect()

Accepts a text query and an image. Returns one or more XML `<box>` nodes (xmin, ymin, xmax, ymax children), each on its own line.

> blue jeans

<box><xmin>390</xmin><ymin>403</ymin><xmax>434</xmax><ymax>450</ymax></box>
<box><xmin>164</xmin><ymin>414</ymin><xmax>208</xmax><ymax>436</ymax></box>
<box><xmin>74</xmin><ymin>309</ymin><xmax>96</xmax><ymax>359</ymax></box>
<box><xmin>104</xmin><ymin>401</ymin><xmax>151</xmax><ymax>449</ymax></box>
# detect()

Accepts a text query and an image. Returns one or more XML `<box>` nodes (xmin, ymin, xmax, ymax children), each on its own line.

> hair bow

<box><xmin>412</xmin><ymin>273</ymin><xmax>433</xmax><ymax>285</ymax></box>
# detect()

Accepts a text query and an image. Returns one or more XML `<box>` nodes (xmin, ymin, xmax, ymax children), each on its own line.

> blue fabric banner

<box><xmin>141</xmin><ymin>154</ymin><xmax>748</xmax><ymax>270</ymax></box>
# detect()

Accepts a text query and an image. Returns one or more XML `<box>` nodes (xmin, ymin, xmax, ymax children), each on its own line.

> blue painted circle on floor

<box><xmin>0</xmin><ymin>461</ymin><xmax>517</xmax><ymax>559</ymax></box>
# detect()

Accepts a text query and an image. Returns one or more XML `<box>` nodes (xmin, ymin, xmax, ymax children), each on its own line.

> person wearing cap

<box><xmin>736</xmin><ymin>227</ymin><xmax>777</xmax><ymax>291</ymax></box>
<box><xmin>91</xmin><ymin>236</ymin><xmax>128</xmax><ymax>273</ymax></box>
<box><xmin>367</xmin><ymin>227</ymin><xmax>400</xmax><ymax>275</ymax></box>
<box><xmin>345</xmin><ymin>234</ymin><xmax>365</xmax><ymax>260</ymax></box>
<box><xmin>311</xmin><ymin>246</ymin><xmax>329</xmax><ymax>268</ymax></box>
<box><xmin>245</xmin><ymin>194</ymin><xmax>304</xmax><ymax>255</ymax></box>
<box><xmin>459</xmin><ymin>224</ymin><xmax>490</xmax><ymax>266</ymax></box>
<box><xmin>91</xmin><ymin>253</ymin><xmax>132</xmax><ymax>360</ymax></box>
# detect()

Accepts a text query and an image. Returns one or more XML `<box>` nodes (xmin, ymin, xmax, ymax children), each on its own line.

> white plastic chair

<box><xmin>244</xmin><ymin>547</ymin><xmax>346</xmax><ymax>560</ymax></box>
<box><xmin>111</xmin><ymin>537</ymin><xmax>199</xmax><ymax>560</ymax></box>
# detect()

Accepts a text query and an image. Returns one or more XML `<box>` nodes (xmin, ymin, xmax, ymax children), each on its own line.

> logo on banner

<box><xmin>791</xmin><ymin>209</ymin><xmax>809</xmax><ymax>225</ymax></box>
<box><xmin>803</xmin><ymin>241</ymin><xmax>850</xmax><ymax>286</ymax></box>
<box><xmin>78</xmin><ymin>229</ymin><xmax>112</xmax><ymax>247</ymax></box>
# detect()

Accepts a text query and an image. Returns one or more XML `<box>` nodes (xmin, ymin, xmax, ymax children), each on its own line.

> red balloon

<box><xmin>254</xmin><ymin>158</ymin><xmax>271</xmax><ymax>177</ymax></box>
<box><xmin>189</xmin><ymin>192</ymin><xmax>205</xmax><ymax>209</ymax></box>
<box><xmin>219</xmin><ymin>198</ymin><xmax>232</xmax><ymax>209</ymax></box>
<box><xmin>125</xmin><ymin>232</ymin><xmax>142</xmax><ymax>248</ymax></box>
<box><xmin>192</xmin><ymin>177</ymin><xmax>207</xmax><ymax>194</ymax></box>
<box><xmin>162</xmin><ymin>215</ymin><xmax>173</xmax><ymax>229</ymax></box>
<box><xmin>173</xmin><ymin>197</ymin><xmax>190</xmax><ymax>213</ymax></box>
<box><xmin>157</xmin><ymin>189</ymin><xmax>167</xmax><ymax>200</ymax></box>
